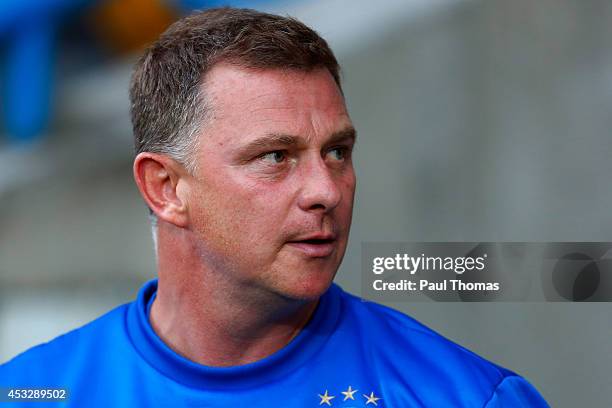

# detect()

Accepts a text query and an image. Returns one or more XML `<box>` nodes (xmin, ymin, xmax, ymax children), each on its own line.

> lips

<box><xmin>286</xmin><ymin>234</ymin><xmax>337</xmax><ymax>258</ymax></box>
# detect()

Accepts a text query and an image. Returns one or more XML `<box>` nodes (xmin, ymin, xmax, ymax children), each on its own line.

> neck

<box><xmin>149</xmin><ymin>222</ymin><xmax>320</xmax><ymax>367</ymax></box>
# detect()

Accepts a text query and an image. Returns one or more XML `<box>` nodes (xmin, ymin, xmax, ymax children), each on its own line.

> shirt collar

<box><xmin>126</xmin><ymin>279</ymin><xmax>342</xmax><ymax>390</ymax></box>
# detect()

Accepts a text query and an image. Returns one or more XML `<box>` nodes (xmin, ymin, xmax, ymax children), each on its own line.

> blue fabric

<box><xmin>0</xmin><ymin>280</ymin><xmax>549</xmax><ymax>407</ymax></box>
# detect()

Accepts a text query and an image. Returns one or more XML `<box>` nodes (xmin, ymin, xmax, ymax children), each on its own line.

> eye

<box><xmin>260</xmin><ymin>150</ymin><xmax>286</xmax><ymax>164</ymax></box>
<box><xmin>328</xmin><ymin>146</ymin><xmax>349</xmax><ymax>161</ymax></box>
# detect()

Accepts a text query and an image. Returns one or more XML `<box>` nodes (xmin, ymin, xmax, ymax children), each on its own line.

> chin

<box><xmin>264</xmin><ymin>251</ymin><xmax>343</xmax><ymax>301</ymax></box>
<box><xmin>276</xmin><ymin>271</ymin><xmax>337</xmax><ymax>302</ymax></box>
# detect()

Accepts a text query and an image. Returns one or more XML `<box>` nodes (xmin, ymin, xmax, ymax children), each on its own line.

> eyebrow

<box><xmin>237</xmin><ymin>126</ymin><xmax>357</xmax><ymax>157</ymax></box>
<box><xmin>326</xmin><ymin>127</ymin><xmax>357</xmax><ymax>146</ymax></box>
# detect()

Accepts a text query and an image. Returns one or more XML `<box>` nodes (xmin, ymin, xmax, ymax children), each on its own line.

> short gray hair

<box><xmin>129</xmin><ymin>7</ymin><xmax>342</xmax><ymax>173</ymax></box>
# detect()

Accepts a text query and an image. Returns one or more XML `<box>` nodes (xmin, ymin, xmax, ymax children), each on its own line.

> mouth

<box><xmin>286</xmin><ymin>236</ymin><xmax>337</xmax><ymax>258</ymax></box>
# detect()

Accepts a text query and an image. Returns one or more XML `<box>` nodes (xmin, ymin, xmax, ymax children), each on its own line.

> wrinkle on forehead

<box><xmin>205</xmin><ymin>64</ymin><xmax>345</xmax><ymax>110</ymax></box>
<box><xmin>199</xmin><ymin>64</ymin><xmax>350</xmax><ymax>147</ymax></box>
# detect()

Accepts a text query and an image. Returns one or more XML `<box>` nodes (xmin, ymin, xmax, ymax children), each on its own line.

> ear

<box><xmin>133</xmin><ymin>152</ymin><xmax>190</xmax><ymax>228</ymax></box>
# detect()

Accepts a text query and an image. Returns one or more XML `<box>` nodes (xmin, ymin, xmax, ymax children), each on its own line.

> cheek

<box><xmin>189</xmin><ymin>175</ymin><xmax>293</xmax><ymax>248</ymax></box>
<box><xmin>340</xmin><ymin>170</ymin><xmax>356</xmax><ymax>208</ymax></box>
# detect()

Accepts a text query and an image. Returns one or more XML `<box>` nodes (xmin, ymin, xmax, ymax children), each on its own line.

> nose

<box><xmin>297</xmin><ymin>156</ymin><xmax>342</xmax><ymax>213</ymax></box>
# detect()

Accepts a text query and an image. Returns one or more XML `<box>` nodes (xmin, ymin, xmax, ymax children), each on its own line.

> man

<box><xmin>1</xmin><ymin>7</ymin><xmax>548</xmax><ymax>407</ymax></box>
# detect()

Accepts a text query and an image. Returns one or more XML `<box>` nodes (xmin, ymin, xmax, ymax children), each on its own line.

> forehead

<box><xmin>201</xmin><ymin>64</ymin><xmax>351</xmax><ymax>144</ymax></box>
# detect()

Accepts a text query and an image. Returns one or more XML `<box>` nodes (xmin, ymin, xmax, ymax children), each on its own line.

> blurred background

<box><xmin>1</xmin><ymin>0</ymin><xmax>611</xmax><ymax>406</ymax></box>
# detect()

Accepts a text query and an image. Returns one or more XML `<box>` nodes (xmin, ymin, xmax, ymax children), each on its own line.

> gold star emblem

<box><xmin>363</xmin><ymin>391</ymin><xmax>381</xmax><ymax>405</ymax></box>
<box><xmin>318</xmin><ymin>390</ymin><xmax>335</xmax><ymax>406</ymax></box>
<box><xmin>341</xmin><ymin>385</ymin><xmax>358</xmax><ymax>401</ymax></box>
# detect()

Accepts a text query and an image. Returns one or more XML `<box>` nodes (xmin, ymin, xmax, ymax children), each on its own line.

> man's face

<box><xmin>184</xmin><ymin>64</ymin><xmax>356</xmax><ymax>301</ymax></box>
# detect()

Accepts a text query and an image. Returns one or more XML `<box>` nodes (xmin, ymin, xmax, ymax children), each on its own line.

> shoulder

<box><xmin>336</xmin><ymin>287</ymin><xmax>510</xmax><ymax>378</ymax></box>
<box><xmin>0</xmin><ymin>303</ymin><xmax>131</xmax><ymax>386</ymax></box>
<box><xmin>334</xmin><ymin>286</ymin><xmax>549</xmax><ymax>406</ymax></box>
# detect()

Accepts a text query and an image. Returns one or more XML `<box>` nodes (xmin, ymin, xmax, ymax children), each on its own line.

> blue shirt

<box><xmin>0</xmin><ymin>280</ymin><xmax>548</xmax><ymax>407</ymax></box>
